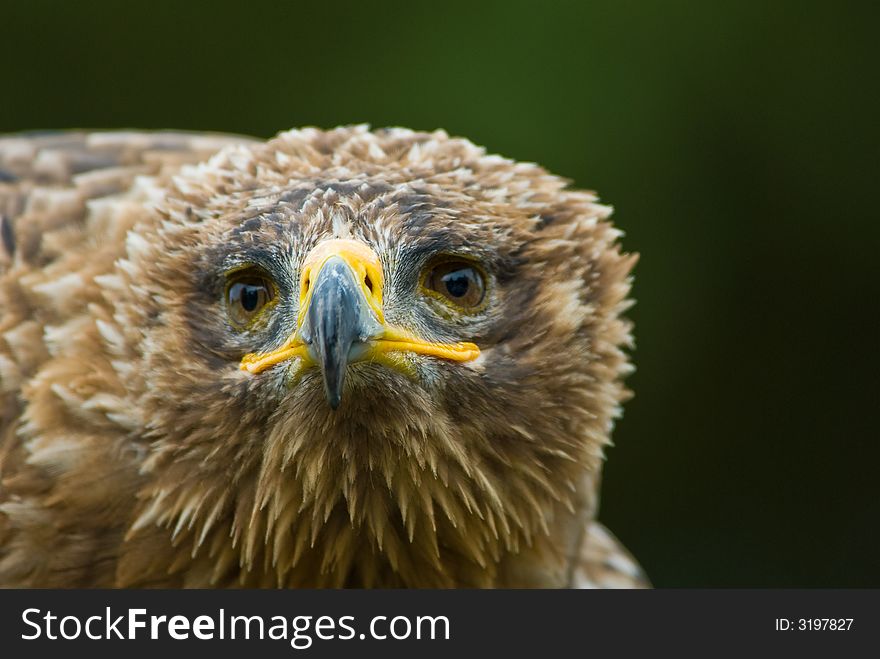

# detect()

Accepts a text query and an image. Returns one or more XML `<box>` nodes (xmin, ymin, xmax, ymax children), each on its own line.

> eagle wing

<box><xmin>0</xmin><ymin>130</ymin><xmax>255</xmax><ymax>585</ymax></box>
<box><xmin>571</xmin><ymin>521</ymin><xmax>650</xmax><ymax>588</ymax></box>
<box><xmin>0</xmin><ymin>130</ymin><xmax>256</xmax><ymax>271</ymax></box>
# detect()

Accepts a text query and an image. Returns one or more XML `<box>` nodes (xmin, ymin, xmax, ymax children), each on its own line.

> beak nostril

<box><xmin>364</xmin><ymin>275</ymin><xmax>374</xmax><ymax>295</ymax></box>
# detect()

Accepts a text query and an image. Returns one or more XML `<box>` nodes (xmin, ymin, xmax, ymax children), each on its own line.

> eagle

<box><xmin>0</xmin><ymin>126</ymin><xmax>645</xmax><ymax>588</ymax></box>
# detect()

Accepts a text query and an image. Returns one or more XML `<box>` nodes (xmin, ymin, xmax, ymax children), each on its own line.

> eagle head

<box><xmin>104</xmin><ymin>126</ymin><xmax>636</xmax><ymax>587</ymax></box>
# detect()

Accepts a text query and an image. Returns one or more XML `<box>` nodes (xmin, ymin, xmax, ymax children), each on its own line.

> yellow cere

<box><xmin>297</xmin><ymin>239</ymin><xmax>385</xmax><ymax>325</ymax></box>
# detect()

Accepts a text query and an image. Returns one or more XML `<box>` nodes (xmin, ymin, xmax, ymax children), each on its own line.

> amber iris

<box><xmin>227</xmin><ymin>275</ymin><xmax>273</xmax><ymax>326</ymax></box>
<box><xmin>425</xmin><ymin>261</ymin><xmax>486</xmax><ymax>308</ymax></box>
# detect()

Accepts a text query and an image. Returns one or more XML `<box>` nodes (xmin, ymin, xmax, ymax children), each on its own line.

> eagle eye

<box><xmin>423</xmin><ymin>259</ymin><xmax>486</xmax><ymax>310</ymax></box>
<box><xmin>226</xmin><ymin>270</ymin><xmax>275</xmax><ymax>327</ymax></box>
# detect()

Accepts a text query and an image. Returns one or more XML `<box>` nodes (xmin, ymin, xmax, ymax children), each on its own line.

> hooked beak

<box><xmin>297</xmin><ymin>254</ymin><xmax>382</xmax><ymax>408</ymax></box>
<box><xmin>239</xmin><ymin>239</ymin><xmax>479</xmax><ymax>409</ymax></box>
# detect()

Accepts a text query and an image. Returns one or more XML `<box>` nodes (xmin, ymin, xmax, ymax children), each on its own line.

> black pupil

<box><xmin>442</xmin><ymin>269</ymin><xmax>472</xmax><ymax>298</ymax></box>
<box><xmin>238</xmin><ymin>283</ymin><xmax>263</xmax><ymax>312</ymax></box>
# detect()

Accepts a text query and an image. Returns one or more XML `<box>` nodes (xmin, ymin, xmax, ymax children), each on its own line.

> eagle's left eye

<box><xmin>423</xmin><ymin>259</ymin><xmax>487</xmax><ymax>310</ymax></box>
<box><xmin>226</xmin><ymin>271</ymin><xmax>275</xmax><ymax>327</ymax></box>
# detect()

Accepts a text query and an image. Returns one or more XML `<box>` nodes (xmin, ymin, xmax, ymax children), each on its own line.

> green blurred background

<box><xmin>2</xmin><ymin>0</ymin><xmax>877</xmax><ymax>587</ymax></box>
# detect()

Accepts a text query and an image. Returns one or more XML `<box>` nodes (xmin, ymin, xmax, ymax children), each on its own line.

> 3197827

<box><xmin>775</xmin><ymin>618</ymin><xmax>854</xmax><ymax>631</ymax></box>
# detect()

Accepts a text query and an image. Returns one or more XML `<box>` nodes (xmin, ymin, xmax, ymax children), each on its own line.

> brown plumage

<box><xmin>0</xmin><ymin>126</ymin><xmax>645</xmax><ymax>588</ymax></box>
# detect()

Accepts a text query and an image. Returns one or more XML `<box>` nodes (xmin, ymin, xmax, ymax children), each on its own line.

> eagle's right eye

<box><xmin>226</xmin><ymin>272</ymin><xmax>275</xmax><ymax>327</ymax></box>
